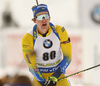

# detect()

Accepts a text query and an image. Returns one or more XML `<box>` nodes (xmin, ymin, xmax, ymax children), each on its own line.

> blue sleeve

<box><xmin>59</xmin><ymin>56</ymin><xmax>71</xmax><ymax>73</ymax></box>
<box><xmin>28</xmin><ymin>63</ymin><xmax>45</xmax><ymax>81</ymax></box>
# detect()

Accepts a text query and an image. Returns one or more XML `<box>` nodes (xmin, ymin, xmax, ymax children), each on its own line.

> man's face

<box><xmin>33</xmin><ymin>12</ymin><xmax>50</xmax><ymax>34</ymax></box>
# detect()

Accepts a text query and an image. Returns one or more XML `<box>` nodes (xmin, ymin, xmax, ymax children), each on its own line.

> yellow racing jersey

<box><xmin>22</xmin><ymin>22</ymin><xmax>72</xmax><ymax>83</ymax></box>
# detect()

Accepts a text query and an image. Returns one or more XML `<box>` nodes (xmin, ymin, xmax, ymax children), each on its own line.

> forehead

<box><xmin>36</xmin><ymin>12</ymin><xmax>48</xmax><ymax>16</ymax></box>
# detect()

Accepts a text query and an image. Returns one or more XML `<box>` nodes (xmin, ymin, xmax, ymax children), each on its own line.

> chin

<box><xmin>42</xmin><ymin>26</ymin><xmax>48</xmax><ymax>29</ymax></box>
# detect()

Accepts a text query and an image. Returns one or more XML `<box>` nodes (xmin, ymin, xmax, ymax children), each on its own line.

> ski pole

<box><xmin>58</xmin><ymin>64</ymin><xmax>100</xmax><ymax>81</ymax></box>
<box><xmin>36</xmin><ymin>0</ymin><xmax>39</xmax><ymax>5</ymax></box>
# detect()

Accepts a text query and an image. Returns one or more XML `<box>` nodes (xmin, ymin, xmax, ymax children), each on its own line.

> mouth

<box><xmin>42</xmin><ymin>23</ymin><xmax>47</xmax><ymax>26</ymax></box>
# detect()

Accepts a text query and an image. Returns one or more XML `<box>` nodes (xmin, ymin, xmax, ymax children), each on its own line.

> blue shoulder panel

<box><xmin>49</xmin><ymin>22</ymin><xmax>60</xmax><ymax>40</ymax></box>
<box><xmin>33</xmin><ymin>24</ymin><xmax>37</xmax><ymax>46</ymax></box>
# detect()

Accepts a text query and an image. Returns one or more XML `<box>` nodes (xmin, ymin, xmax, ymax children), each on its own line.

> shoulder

<box><xmin>24</xmin><ymin>29</ymin><xmax>33</xmax><ymax>37</ymax></box>
<box><xmin>22</xmin><ymin>29</ymin><xmax>33</xmax><ymax>42</ymax></box>
<box><xmin>55</xmin><ymin>25</ymin><xmax>69</xmax><ymax>42</ymax></box>
<box><xmin>27</xmin><ymin>29</ymin><xmax>33</xmax><ymax>36</ymax></box>
<box><xmin>56</xmin><ymin>25</ymin><xmax>63</xmax><ymax>29</ymax></box>
<box><xmin>55</xmin><ymin>25</ymin><xmax>66</xmax><ymax>32</ymax></box>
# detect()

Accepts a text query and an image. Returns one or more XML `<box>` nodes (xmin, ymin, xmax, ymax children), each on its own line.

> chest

<box><xmin>34</xmin><ymin>30</ymin><xmax>63</xmax><ymax>68</ymax></box>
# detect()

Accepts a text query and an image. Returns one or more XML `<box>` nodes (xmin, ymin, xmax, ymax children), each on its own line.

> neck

<box><xmin>38</xmin><ymin>28</ymin><xmax>49</xmax><ymax>35</ymax></box>
<box><xmin>42</xmin><ymin>31</ymin><xmax>48</xmax><ymax>37</ymax></box>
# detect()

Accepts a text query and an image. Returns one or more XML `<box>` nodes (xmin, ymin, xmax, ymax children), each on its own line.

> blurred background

<box><xmin>0</xmin><ymin>0</ymin><xmax>100</xmax><ymax>86</ymax></box>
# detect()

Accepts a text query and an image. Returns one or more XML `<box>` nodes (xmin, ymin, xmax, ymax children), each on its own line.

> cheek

<box><xmin>47</xmin><ymin>19</ymin><xmax>50</xmax><ymax>25</ymax></box>
<box><xmin>36</xmin><ymin>21</ymin><xmax>42</xmax><ymax>28</ymax></box>
<box><xmin>47</xmin><ymin>18</ymin><xmax>50</xmax><ymax>23</ymax></box>
<box><xmin>36</xmin><ymin>20</ymin><xmax>41</xmax><ymax>25</ymax></box>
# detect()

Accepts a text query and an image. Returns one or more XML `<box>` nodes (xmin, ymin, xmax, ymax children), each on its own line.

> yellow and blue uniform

<box><xmin>22</xmin><ymin>22</ymin><xmax>72</xmax><ymax>86</ymax></box>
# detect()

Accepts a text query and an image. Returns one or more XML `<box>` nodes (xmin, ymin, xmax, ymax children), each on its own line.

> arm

<box><xmin>22</xmin><ymin>33</ymin><xmax>45</xmax><ymax>82</ymax></box>
<box><xmin>56</xmin><ymin>25</ymin><xmax>72</xmax><ymax>73</ymax></box>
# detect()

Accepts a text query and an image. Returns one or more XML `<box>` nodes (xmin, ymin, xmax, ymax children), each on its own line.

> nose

<box><xmin>42</xmin><ymin>17</ymin><xmax>46</xmax><ymax>21</ymax></box>
<box><xmin>42</xmin><ymin>17</ymin><xmax>45</xmax><ymax>19</ymax></box>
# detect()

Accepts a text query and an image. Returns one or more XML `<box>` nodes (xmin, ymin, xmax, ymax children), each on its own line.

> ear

<box><xmin>32</xmin><ymin>18</ymin><xmax>36</xmax><ymax>23</ymax></box>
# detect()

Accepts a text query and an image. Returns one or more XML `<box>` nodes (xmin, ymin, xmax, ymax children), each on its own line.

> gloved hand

<box><xmin>43</xmin><ymin>76</ymin><xmax>58</xmax><ymax>86</ymax></box>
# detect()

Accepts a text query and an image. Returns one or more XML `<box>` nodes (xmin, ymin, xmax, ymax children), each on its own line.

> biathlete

<box><xmin>22</xmin><ymin>4</ymin><xmax>72</xmax><ymax>86</ymax></box>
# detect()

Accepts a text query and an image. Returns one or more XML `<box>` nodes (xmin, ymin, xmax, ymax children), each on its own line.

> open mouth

<box><xmin>42</xmin><ymin>23</ymin><xmax>47</xmax><ymax>26</ymax></box>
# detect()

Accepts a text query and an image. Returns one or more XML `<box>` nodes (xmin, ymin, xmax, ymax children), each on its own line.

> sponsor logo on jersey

<box><xmin>36</xmin><ymin>59</ymin><xmax>61</xmax><ymax>67</ymax></box>
<box><xmin>34</xmin><ymin>68</ymin><xmax>39</xmax><ymax>72</ymax></box>
<box><xmin>43</xmin><ymin>39</ymin><xmax>53</xmax><ymax>48</ymax></box>
<box><xmin>39</xmin><ymin>66</ymin><xmax>60</xmax><ymax>73</ymax></box>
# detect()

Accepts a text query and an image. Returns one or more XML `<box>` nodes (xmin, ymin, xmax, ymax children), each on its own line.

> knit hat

<box><xmin>32</xmin><ymin>4</ymin><xmax>49</xmax><ymax>17</ymax></box>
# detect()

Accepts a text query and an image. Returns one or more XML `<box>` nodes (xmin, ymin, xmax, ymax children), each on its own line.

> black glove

<box><xmin>43</xmin><ymin>76</ymin><xmax>58</xmax><ymax>86</ymax></box>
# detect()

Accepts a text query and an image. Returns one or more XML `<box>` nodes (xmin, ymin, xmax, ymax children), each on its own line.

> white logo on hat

<box><xmin>37</xmin><ymin>6</ymin><xmax>46</xmax><ymax>8</ymax></box>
